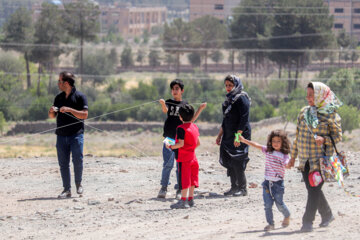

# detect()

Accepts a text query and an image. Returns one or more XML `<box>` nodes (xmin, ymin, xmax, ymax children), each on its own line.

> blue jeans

<box><xmin>160</xmin><ymin>143</ymin><xmax>179</xmax><ymax>188</ymax></box>
<box><xmin>56</xmin><ymin>134</ymin><xmax>84</xmax><ymax>191</ymax></box>
<box><xmin>262</xmin><ymin>180</ymin><xmax>290</xmax><ymax>225</ymax></box>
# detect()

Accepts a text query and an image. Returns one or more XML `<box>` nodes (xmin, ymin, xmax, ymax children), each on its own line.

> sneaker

<box><xmin>170</xmin><ymin>199</ymin><xmax>190</xmax><ymax>209</ymax></box>
<box><xmin>233</xmin><ymin>189</ymin><xmax>247</xmax><ymax>197</ymax></box>
<box><xmin>175</xmin><ymin>190</ymin><xmax>181</xmax><ymax>199</ymax></box>
<box><xmin>157</xmin><ymin>186</ymin><xmax>167</xmax><ymax>198</ymax></box>
<box><xmin>300</xmin><ymin>222</ymin><xmax>313</xmax><ymax>232</ymax></box>
<box><xmin>76</xmin><ymin>183</ymin><xmax>83</xmax><ymax>195</ymax></box>
<box><xmin>224</xmin><ymin>187</ymin><xmax>237</xmax><ymax>196</ymax></box>
<box><xmin>58</xmin><ymin>190</ymin><xmax>71</xmax><ymax>199</ymax></box>
<box><xmin>188</xmin><ymin>199</ymin><xmax>195</xmax><ymax>207</ymax></box>
<box><xmin>319</xmin><ymin>215</ymin><xmax>334</xmax><ymax>228</ymax></box>
<box><xmin>282</xmin><ymin>216</ymin><xmax>290</xmax><ymax>227</ymax></box>
<box><xmin>264</xmin><ymin>224</ymin><xmax>275</xmax><ymax>231</ymax></box>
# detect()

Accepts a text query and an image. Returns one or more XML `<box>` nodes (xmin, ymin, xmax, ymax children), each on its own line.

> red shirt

<box><xmin>175</xmin><ymin>122</ymin><xmax>199</xmax><ymax>162</ymax></box>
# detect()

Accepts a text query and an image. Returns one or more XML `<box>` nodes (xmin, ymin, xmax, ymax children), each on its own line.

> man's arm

<box><xmin>59</xmin><ymin>107</ymin><xmax>88</xmax><ymax>120</ymax></box>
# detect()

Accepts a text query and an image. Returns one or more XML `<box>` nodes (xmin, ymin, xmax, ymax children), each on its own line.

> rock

<box><xmin>108</xmin><ymin>197</ymin><xmax>115</xmax><ymax>201</ymax></box>
<box><xmin>248</xmin><ymin>182</ymin><xmax>258</xmax><ymax>188</ymax></box>
<box><xmin>74</xmin><ymin>206</ymin><xmax>85</xmax><ymax>210</ymax></box>
<box><xmin>73</xmin><ymin>199</ymin><xmax>79</xmax><ymax>202</ymax></box>
<box><xmin>183</xmin><ymin>215</ymin><xmax>189</xmax><ymax>219</ymax></box>
<box><xmin>88</xmin><ymin>200</ymin><xmax>101</xmax><ymax>206</ymax></box>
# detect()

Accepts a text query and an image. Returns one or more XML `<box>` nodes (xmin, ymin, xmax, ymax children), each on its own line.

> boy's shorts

<box><xmin>178</xmin><ymin>159</ymin><xmax>199</xmax><ymax>190</ymax></box>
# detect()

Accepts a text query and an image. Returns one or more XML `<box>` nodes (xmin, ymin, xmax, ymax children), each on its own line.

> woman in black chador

<box><xmin>216</xmin><ymin>75</ymin><xmax>251</xmax><ymax>196</ymax></box>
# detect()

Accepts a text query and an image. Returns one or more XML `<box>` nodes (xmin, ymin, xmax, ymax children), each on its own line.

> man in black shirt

<box><xmin>48</xmin><ymin>72</ymin><xmax>88</xmax><ymax>199</ymax></box>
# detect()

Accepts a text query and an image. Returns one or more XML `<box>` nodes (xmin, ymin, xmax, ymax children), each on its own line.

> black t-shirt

<box><xmin>173</xmin><ymin>127</ymin><xmax>185</xmax><ymax>159</ymax></box>
<box><xmin>54</xmin><ymin>87</ymin><xmax>88</xmax><ymax>136</ymax></box>
<box><xmin>163</xmin><ymin>99</ymin><xmax>187</xmax><ymax>139</ymax></box>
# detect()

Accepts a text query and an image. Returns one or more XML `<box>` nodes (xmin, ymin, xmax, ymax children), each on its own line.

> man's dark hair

<box><xmin>179</xmin><ymin>104</ymin><xmax>194</xmax><ymax>122</ymax></box>
<box><xmin>170</xmin><ymin>79</ymin><xmax>184</xmax><ymax>90</ymax></box>
<box><xmin>60</xmin><ymin>71</ymin><xmax>75</xmax><ymax>87</ymax></box>
<box><xmin>307</xmin><ymin>82</ymin><xmax>314</xmax><ymax>89</ymax></box>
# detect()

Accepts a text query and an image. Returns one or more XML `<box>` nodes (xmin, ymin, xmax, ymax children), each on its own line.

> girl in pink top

<box><xmin>238</xmin><ymin>130</ymin><xmax>291</xmax><ymax>231</ymax></box>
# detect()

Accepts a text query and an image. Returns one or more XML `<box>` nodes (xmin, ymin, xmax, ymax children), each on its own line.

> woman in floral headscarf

<box><xmin>216</xmin><ymin>75</ymin><xmax>251</xmax><ymax>197</ymax></box>
<box><xmin>287</xmin><ymin>82</ymin><xmax>342</xmax><ymax>232</ymax></box>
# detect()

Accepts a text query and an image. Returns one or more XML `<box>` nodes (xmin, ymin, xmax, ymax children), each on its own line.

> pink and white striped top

<box><xmin>262</xmin><ymin>146</ymin><xmax>289</xmax><ymax>181</ymax></box>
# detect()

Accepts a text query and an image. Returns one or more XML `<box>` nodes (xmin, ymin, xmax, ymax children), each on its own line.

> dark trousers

<box><xmin>301</xmin><ymin>161</ymin><xmax>332</xmax><ymax>225</ymax></box>
<box><xmin>228</xmin><ymin>160</ymin><xmax>247</xmax><ymax>190</ymax></box>
<box><xmin>56</xmin><ymin>134</ymin><xmax>84</xmax><ymax>191</ymax></box>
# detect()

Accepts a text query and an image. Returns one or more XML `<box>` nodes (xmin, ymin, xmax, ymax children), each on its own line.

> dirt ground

<box><xmin>0</xmin><ymin>123</ymin><xmax>360</xmax><ymax>240</ymax></box>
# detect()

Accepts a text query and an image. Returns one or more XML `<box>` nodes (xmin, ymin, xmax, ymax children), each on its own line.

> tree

<box><xmin>230</xmin><ymin>0</ymin><xmax>273</xmax><ymax>77</ymax></box>
<box><xmin>270</xmin><ymin>0</ymin><xmax>334</xmax><ymax>92</ymax></box>
<box><xmin>31</xmin><ymin>3</ymin><xmax>68</xmax><ymax>94</ymax></box>
<box><xmin>121</xmin><ymin>46</ymin><xmax>134</xmax><ymax>68</ymax></box>
<box><xmin>187</xmin><ymin>52</ymin><xmax>201</xmax><ymax>67</ymax></box>
<box><xmin>63</xmin><ymin>0</ymin><xmax>100</xmax><ymax>83</ymax></box>
<box><xmin>136</xmin><ymin>49</ymin><xmax>145</xmax><ymax>66</ymax></box>
<box><xmin>2</xmin><ymin>7</ymin><xmax>33</xmax><ymax>89</ymax></box>
<box><xmin>148</xmin><ymin>49</ymin><xmax>161</xmax><ymax>67</ymax></box>
<box><xmin>191</xmin><ymin>15</ymin><xmax>227</xmax><ymax>72</ymax></box>
<box><xmin>210</xmin><ymin>50</ymin><xmax>224</xmax><ymax>67</ymax></box>
<box><xmin>0</xmin><ymin>111</ymin><xmax>5</xmax><ymax>135</ymax></box>
<box><xmin>162</xmin><ymin>18</ymin><xmax>193</xmax><ymax>74</ymax></box>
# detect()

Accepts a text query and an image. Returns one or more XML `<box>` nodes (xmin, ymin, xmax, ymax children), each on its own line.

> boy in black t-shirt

<box><xmin>158</xmin><ymin>79</ymin><xmax>206</xmax><ymax>199</ymax></box>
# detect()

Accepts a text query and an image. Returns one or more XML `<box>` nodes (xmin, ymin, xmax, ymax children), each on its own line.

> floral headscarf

<box><xmin>304</xmin><ymin>82</ymin><xmax>342</xmax><ymax>128</ymax></box>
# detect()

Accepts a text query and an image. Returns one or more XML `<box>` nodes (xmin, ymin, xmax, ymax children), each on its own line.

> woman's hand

<box><xmin>234</xmin><ymin>140</ymin><xmax>241</xmax><ymax>148</ymax></box>
<box><xmin>286</xmin><ymin>158</ymin><xmax>296</xmax><ymax>169</ymax></box>
<box><xmin>315</xmin><ymin>135</ymin><xmax>325</xmax><ymax>146</ymax></box>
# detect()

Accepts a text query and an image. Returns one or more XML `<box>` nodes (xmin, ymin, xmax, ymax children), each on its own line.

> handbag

<box><xmin>304</xmin><ymin>120</ymin><xmax>349</xmax><ymax>184</ymax></box>
<box><xmin>320</xmin><ymin>135</ymin><xmax>349</xmax><ymax>183</ymax></box>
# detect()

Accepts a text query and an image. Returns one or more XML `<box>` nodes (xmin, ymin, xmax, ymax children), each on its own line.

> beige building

<box><xmin>189</xmin><ymin>0</ymin><xmax>242</xmax><ymax>22</ymax></box>
<box><xmin>325</xmin><ymin>0</ymin><xmax>360</xmax><ymax>40</ymax></box>
<box><xmin>100</xmin><ymin>5</ymin><xmax>167</xmax><ymax>37</ymax></box>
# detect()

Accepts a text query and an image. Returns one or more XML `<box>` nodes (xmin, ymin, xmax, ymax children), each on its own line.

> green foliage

<box><xmin>278</xmin><ymin>88</ymin><xmax>307</xmax><ymax>123</ymax></box>
<box><xmin>337</xmin><ymin>104</ymin><xmax>360</xmax><ymax>133</ymax></box>
<box><xmin>0</xmin><ymin>111</ymin><xmax>6</xmax><ymax>135</ymax></box>
<box><xmin>27</xmin><ymin>96</ymin><xmax>52</xmax><ymax>121</ymax></box>
<box><xmin>2</xmin><ymin>7</ymin><xmax>33</xmax><ymax>88</ymax></box>
<box><xmin>148</xmin><ymin>50</ymin><xmax>161</xmax><ymax>67</ymax></box>
<box><xmin>88</xmin><ymin>97</ymin><xmax>111</xmax><ymax>121</ymax></box>
<box><xmin>74</xmin><ymin>49</ymin><xmax>117</xmax><ymax>86</ymax></box>
<box><xmin>153</xmin><ymin>78</ymin><xmax>168</xmax><ymax>97</ymax></box>
<box><xmin>0</xmin><ymin>50</ymin><xmax>24</xmax><ymax>73</ymax></box>
<box><xmin>187</xmin><ymin>52</ymin><xmax>201</xmax><ymax>67</ymax></box>
<box><xmin>130</xmin><ymin>82</ymin><xmax>158</xmax><ymax>101</ymax></box>
<box><xmin>136</xmin><ymin>49</ymin><xmax>145</xmax><ymax>65</ymax></box>
<box><xmin>250</xmin><ymin>104</ymin><xmax>275</xmax><ymax>122</ymax></box>
<box><xmin>121</xmin><ymin>46</ymin><xmax>134</xmax><ymax>68</ymax></box>
<box><xmin>210</xmin><ymin>50</ymin><xmax>224</xmax><ymax>65</ymax></box>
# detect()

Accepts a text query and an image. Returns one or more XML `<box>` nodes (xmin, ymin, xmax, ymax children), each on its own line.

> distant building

<box><xmin>189</xmin><ymin>0</ymin><xmax>242</xmax><ymax>22</ymax></box>
<box><xmin>100</xmin><ymin>5</ymin><xmax>167</xmax><ymax>38</ymax></box>
<box><xmin>324</xmin><ymin>0</ymin><xmax>360</xmax><ymax>41</ymax></box>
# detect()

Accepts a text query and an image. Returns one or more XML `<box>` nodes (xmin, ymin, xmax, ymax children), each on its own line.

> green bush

<box><xmin>0</xmin><ymin>111</ymin><xmax>6</xmax><ymax>135</ymax></box>
<box><xmin>337</xmin><ymin>104</ymin><xmax>360</xmax><ymax>133</ymax></box>
<box><xmin>27</xmin><ymin>96</ymin><xmax>52</xmax><ymax>121</ymax></box>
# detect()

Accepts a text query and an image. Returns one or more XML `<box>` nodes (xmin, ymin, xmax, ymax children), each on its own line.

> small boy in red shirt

<box><xmin>166</xmin><ymin>104</ymin><xmax>200</xmax><ymax>209</ymax></box>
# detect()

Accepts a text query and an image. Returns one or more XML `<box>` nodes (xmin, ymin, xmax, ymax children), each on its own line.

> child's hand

<box><xmin>286</xmin><ymin>158</ymin><xmax>295</xmax><ymax>169</ymax></box>
<box><xmin>238</xmin><ymin>134</ymin><xmax>245</xmax><ymax>142</ymax></box>
<box><xmin>200</xmin><ymin>102</ymin><xmax>207</xmax><ymax>110</ymax></box>
<box><xmin>165</xmin><ymin>143</ymin><xmax>171</xmax><ymax>149</ymax></box>
<box><xmin>159</xmin><ymin>99</ymin><xmax>165</xmax><ymax>105</ymax></box>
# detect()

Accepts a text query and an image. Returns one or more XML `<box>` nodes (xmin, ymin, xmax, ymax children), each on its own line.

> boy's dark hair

<box><xmin>60</xmin><ymin>71</ymin><xmax>75</xmax><ymax>87</ymax></box>
<box><xmin>266</xmin><ymin>129</ymin><xmax>291</xmax><ymax>154</ymax></box>
<box><xmin>179</xmin><ymin>104</ymin><xmax>194</xmax><ymax>122</ymax></box>
<box><xmin>307</xmin><ymin>82</ymin><xmax>314</xmax><ymax>89</ymax></box>
<box><xmin>170</xmin><ymin>79</ymin><xmax>184</xmax><ymax>90</ymax></box>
